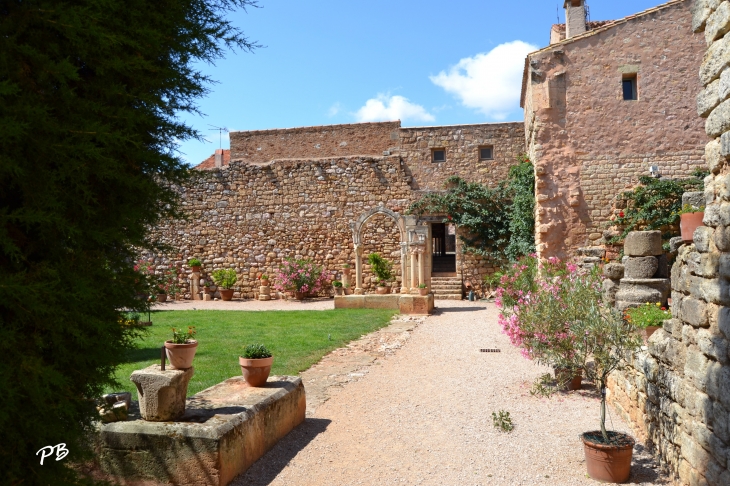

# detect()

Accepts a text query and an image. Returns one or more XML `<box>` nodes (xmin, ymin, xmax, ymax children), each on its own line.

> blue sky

<box><xmin>179</xmin><ymin>0</ymin><xmax>668</xmax><ymax>165</ymax></box>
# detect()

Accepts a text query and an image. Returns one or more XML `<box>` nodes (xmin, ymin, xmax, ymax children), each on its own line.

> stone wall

<box><xmin>229</xmin><ymin>121</ymin><xmax>400</xmax><ymax>164</ymax></box>
<box><xmin>523</xmin><ymin>0</ymin><xmax>707</xmax><ymax>259</ymax></box>
<box><xmin>607</xmin><ymin>2</ymin><xmax>730</xmax><ymax>484</ymax></box>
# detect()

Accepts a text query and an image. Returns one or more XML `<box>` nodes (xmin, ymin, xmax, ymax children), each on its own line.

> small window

<box><xmin>479</xmin><ymin>146</ymin><xmax>494</xmax><ymax>160</ymax></box>
<box><xmin>432</xmin><ymin>149</ymin><xmax>446</xmax><ymax>163</ymax></box>
<box><xmin>622</xmin><ymin>75</ymin><xmax>637</xmax><ymax>101</ymax></box>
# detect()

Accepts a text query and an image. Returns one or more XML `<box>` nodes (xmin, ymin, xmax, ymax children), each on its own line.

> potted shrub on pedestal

<box><xmin>417</xmin><ymin>283</ymin><xmax>429</xmax><ymax>296</ymax></box>
<box><xmin>368</xmin><ymin>252</ymin><xmax>393</xmax><ymax>295</ymax></box>
<box><xmin>211</xmin><ymin>268</ymin><xmax>237</xmax><ymax>301</ymax></box>
<box><xmin>188</xmin><ymin>257</ymin><xmax>202</xmax><ymax>273</ymax></box>
<box><xmin>259</xmin><ymin>274</ymin><xmax>270</xmax><ymax>287</ymax></box>
<box><xmin>164</xmin><ymin>326</ymin><xmax>198</xmax><ymax>369</ymax></box>
<box><xmin>624</xmin><ymin>302</ymin><xmax>671</xmax><ymax>343</ymax></box>
<box><xmin>239</xmin><ymin>344</ymin><xmax>273</xmax><ymax>387</ymax></box>
<box><xmin>332</xmin><ymin>280</ymin><xmax>343</xmax><ymax>296</ymax></box>
<box><xmin>676</xmin><ymin>204</ymin><xmax>705</xmax><ymax>242</ymax></box>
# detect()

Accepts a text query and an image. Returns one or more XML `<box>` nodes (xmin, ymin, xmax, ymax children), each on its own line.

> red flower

<box><xmin>619</xmin><ymin>211</ymin><xmax>625</xmax><ymax>218</ymax></box>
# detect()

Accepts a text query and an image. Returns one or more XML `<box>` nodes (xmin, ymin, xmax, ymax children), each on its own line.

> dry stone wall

<box><xmin>607</xmin><ymin>2</ymin><xmax>730</xmax><ymax>484</ymax></box>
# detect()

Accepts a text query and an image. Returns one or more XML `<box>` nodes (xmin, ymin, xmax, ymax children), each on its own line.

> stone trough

<box><xmin>95</xmin><ymin>376</ymin><xmax>306</xmax><ymax>486</ymax></box>
<box><xmin>333</xmin><ymin>293</ymin><xmax>434</xmax><ymax>315</ymax></box>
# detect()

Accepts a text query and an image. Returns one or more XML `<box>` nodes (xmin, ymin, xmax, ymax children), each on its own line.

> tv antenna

<box><xmin>208</xmin><ymin>125</ymin><xmax>229</xmax><ymax>149</ymax></box>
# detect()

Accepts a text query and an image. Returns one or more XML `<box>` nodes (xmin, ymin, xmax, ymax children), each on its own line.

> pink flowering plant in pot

<box><xmin>273</xmin><ymin>257</ymin><xmax>330</xmax><ymax>296</ymax></box>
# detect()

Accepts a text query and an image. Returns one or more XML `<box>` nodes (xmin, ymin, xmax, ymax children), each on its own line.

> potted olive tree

<box><xmin>367</xmin><ymin>252</ymin><xmax>393</xmax><ymax>294</ymax></box>
<box><xmin>211</xmin><ymin>268</ymin><xmax>238</xmax><ymax>301</ymax></box>
<box><xmin>164</xmin><ymin>326</ymin><xmax>198</xmax><ymax>369</ymax></box>
<box><xmin>239</xmin><ymin>344</ymin><xmax>273</xmax><ymax>387</ymax></box>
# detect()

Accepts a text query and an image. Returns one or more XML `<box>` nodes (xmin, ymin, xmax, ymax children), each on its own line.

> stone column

<box><xmin>190</xmin><ymin>272</ymin><xmax>201</xmax><ymax>301</ymax></box>
<box><xmin>410</xmin><ymin>250</ymin><xmax>418</xmax><ymax>292</ymax></box>
<box><xmin>418</xmin><ymin>249</ymin><xmax>425</xmax><ymax>289</ymax></box>
<box><xmin>354</xmin><ymin>244</ymin><xmax>363</xmax><ymax>295</ymax></box>
<box><xmin>400</xmin><ymin>243</ymin><xmax>409</xmax><ymax>293</ymax></box>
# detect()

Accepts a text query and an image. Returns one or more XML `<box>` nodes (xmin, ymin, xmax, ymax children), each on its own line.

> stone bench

<box><xmin>95</xmin><ymin>375</ymin><xmax>306</xmax><ymax>486</ymax></box>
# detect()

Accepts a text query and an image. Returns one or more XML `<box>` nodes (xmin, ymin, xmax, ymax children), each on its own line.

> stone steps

<box><xmin>430</xmin><ymin>277</ymin><xmax>462</xmax><ymax>300</ymax></box>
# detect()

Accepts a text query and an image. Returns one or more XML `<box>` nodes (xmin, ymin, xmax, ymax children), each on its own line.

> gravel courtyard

<box><xmin>229</xmin><ymin>301</ymin><xmax>670</xmax><ymax>486</ymax></box>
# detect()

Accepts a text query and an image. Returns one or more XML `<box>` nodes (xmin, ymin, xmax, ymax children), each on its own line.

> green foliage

<box><xmin>492</xmin><ymin>410</ymin><xmax>514</xmax><ymax>432</ymax></box>
<box><xmin>624</xmin><ymin>303</ymin><xmax>671</xmax><ymax>329</ymax></box>
<box><xmin>0</xmin><ymin>0</ymin><xmax>258</xmax><ymax>482</ymax></box>
<box><xmin>332</xmin><ymin>280</ymin><xmax>343</xmax><ymax>287</ymax></box>
<box><xmin>609</xmin><ymin>175</ymin><xmax>704</xmax><ymax>245</ymax></box>
<box><xmin>407</xmin><ymin>155</ymin><xmax>535</xmax><ymax>262</ymax></box>
<box><xmin>417</xmin><ymin>283</ymin><xmax>427</xmax><ymax>289</ymax></box>
<box><xmin>188</xmin><ymin>258</ymin><xmax>203</xmax><ymax>267</ymax></box>
<box><xmin>241</xmin><ymin>343</ymin><xmax>272</xmax><ymax>359</ymax></box>
<box><xmin>211</xmin><ymin>268</ymin><xmax>238</xmax><ymax>289</ymax></box>
<box><xmin>367</xmin><ymin>252</ymin><xmax>394</xmax><ymax>283</ymax></box>
<box><xmin>170</xmin><ymin>326</ymin><xmax>197</xmax><ymax>344</ymax></box>
<box><xmin>675</xmin><ymin>203</ymin><xmax>706</xmax><ymax>216</ymax></box>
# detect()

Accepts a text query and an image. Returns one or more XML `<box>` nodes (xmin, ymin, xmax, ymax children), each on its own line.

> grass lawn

<box><xmin>111</xmin><ymin>309</ymin><xmax>397</xmax><ymax>398</ymax></box>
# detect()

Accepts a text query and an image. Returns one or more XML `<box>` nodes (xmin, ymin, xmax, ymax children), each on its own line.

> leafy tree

<box><xmin>0</xmin><ymin>1</ymin><xmax>258</xmax><ymax>484</ymax></box>
<box><xmin>408</xmin><ymin>155</ymin><xmax>535</xmax><ymax>262</ymax></box>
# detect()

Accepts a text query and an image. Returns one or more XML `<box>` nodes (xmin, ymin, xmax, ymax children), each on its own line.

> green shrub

<box><xmin>332</xmin><ymin>280</ymin><xmax>343</xmax><ymax>287</ymax></box>
<box><xmin>188</xmin><ymin>258</ymin><xmax>202</xmax><ymax>267</ymax></box>
<box><xmin>624</xmin><ymin>303</ymin><xmax>671</xmax><ymax>329</ymax></box>
<box><xmin>211</xmin><ymin>269</ymin><xmax>238</xmax><ymax>289</ymax></box>
<box><xmin>241</xmin><ymin>343</ymin><xmax>272</xmax><ymax>359</ymax></box>
<box><xmin>367</xmin><ymin>253</ymin><xmax>393</xmax><ymax>283</ymax></box>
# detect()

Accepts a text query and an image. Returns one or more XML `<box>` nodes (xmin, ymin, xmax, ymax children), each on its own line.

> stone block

<box><xmin>681</xmin><ymin>296</ymin><xmax>710</xmax><ymax>328</ymax></box>
<box><xmin>718</xmin><ymin>306</ymin><xmax>730</xmax><ymax>339</ymax></box>
<box><xmin>603</xmin><ymin>263</ymin><xmax>625</xmax><ymax>280</ymax></box>
<box><xmin>699</xmin><ymin>329</ymin><xmax>729</xmax><ymax>363</ymax></box>
<box><xmin>719</xmin><ymin>366</ymin><xmax>730</xmax><ymax>409</ymax></box>
<box><xmin>700</xmin><ymin>277</ymin><xmax>730</xmax><ymax>306</ymax></box>
<box><xmin>130</xmin><ymin>365</ymin><xmax>194</xmax><ymax>422</ymax></box>
<box><xmin>615</xmin><ymin>278</ymin><xmax>670</xmax><ymax>306</ymax></box>
<box><xmin>714</xmin><ymin>401</ymin><xmax>730</xmax><ymax>443</ymax></box>
<box><xmin>670</xmin><ymin>236</ymin><xmax>686</xmax><ymax>253</ymax></box>
<box><xmin>681</xmin><ymin>430</ymin><xmax>713</xmax><ymax>471</ymax></box>
<box><xmin>708</xmin><ymin>98</ymin><xmax>730</xmax><ymax>138</ymax></box>
<box><xmin>334</xmin><ymin>295</ymin><xmax>365</xmax><ymax>309</ymax></box>
<box><xmin>706</xmin><ymin>1</ymin><xmax>730</xmax><ymax>44</ymax></box>
<box><xmin>721</xmin><ymin>68</ymin><xmax>730</xmax><ymax>100</ymax></box>
<box><xmin>624</xmin><ymin>231</ymin><xmax>662</xmax><ymax>256</ymax></box>
<box><xmin>701</xmin><ymin>32</ymin><xmax>730</xmax><ymax>85</ymax></box>
<box><xmin>624</xmin><ymin>256</ymin><xmax>659</xmax><ymax>279</ymax></box>
<box><xmin>694</xmin><ymin>0</ymin><xmax>723</xmax><ymax>33</ymax></box>
<box><xmin>695</xmin><ymin>227</ymin><xmax>715</xmax><ymax>254</ymax></box>
<box><xmin>97</xmin><ymin>376</ymin><xmax>306</xmax><ymax>486</ymax></box>
<box><xmin>721</xmin><ymin>131</ymin><xmax>730</xmax><ymax>157</ymax></box>
<box><xmin>603</xmin><ymin>278</ymin><xmax>620</xmax><ymax>305</ymax></box>
<box><xmin>718</xmin><ymin>174</ymin><xmax>730</xmax><ymax>201</ymax></box>
<box><xmin>685</xmin><ymin>191</ymin><xmax>708</xmax><ymax>210</ymax></box>
<box><xmin>685</xmin><ymin>348</ymin><xmax>716</xmax><ymax>395</ymax></box>
<box><xmin>720</xmin><ymin>253</ymin><xmax>730</xmax><ymax>280</ymax></box>
<box><xmin>656</xmin><ymin>254</ymin><xmax>670</xmax><ymax>279</ymax></box>
<box><xmin>698</xmin><ymin>79</ymin><xmax>721</xmax><ymax>117</ymax></box>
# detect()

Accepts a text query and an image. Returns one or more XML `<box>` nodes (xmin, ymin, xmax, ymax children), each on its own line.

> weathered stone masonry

<box><xmin>607</xmin><ymin>1</ymin><xmax>730</xmax><ymax>484</ymax></box>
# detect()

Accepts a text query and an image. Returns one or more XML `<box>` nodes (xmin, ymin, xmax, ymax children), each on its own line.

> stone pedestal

<box><xmin>203</xmin><ymin>293</ymin><xmax>212</xmax><ymax>301</ymax></box>
<box><xmin>259</xmin><ymin>285</ymin><xmax>271</xmax><ymax>301</ymax></box>
<box><xmin>130</xmin><ymin>365</ymin><xmax>194</xmax><ymax>422</ymax></box>
<box><xmin>190</xmin><ymin>272</ymin><xmax>201</xmax><ymax>301</ymax></box>
<box><xmin>614</xmin><ymin>231</ymin><xmax>670</xmax><ymax>311</ymax></box>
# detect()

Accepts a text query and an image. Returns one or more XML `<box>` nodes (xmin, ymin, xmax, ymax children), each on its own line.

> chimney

<box><xmin>214</xmin><ymin>149</ymin><xmax>223</xmax><ymax>168</ymax></box>
<box><xmin>564</xmin><ymin>0</ymin><xmax>587</xmax><ymax>39</ymax></box>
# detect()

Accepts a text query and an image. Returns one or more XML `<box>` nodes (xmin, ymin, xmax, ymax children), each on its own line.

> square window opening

<box><xmin>622</xmin><ymin>75</ymin><xmax>637</xmax><ymax>101</ymax></box>
<box><xmin>432</xmin><ymin>149</ymin><xmax>446</xmax><ymax>163</ymax></box>
<box><xmin>479</xmin><ymin>146</ymin><xmax>494</xmax><ymax>160</ymax></box>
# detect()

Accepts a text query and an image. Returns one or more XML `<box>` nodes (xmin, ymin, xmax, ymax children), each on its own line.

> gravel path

<box><xmin>232</xmin><ymin>301</ymin><xmax>671</xmax><ymax>486</ymax></box>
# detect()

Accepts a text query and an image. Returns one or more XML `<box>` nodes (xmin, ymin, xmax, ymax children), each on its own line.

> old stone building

<box><xmin>522</xmin><ymin>0</ymin><xmax>707</xmax><ymax>259</ymax></box>
<box><xmin>153</xmin><ymin>121</ymin><xmax>524</xmax><ymax>299</ymax></box>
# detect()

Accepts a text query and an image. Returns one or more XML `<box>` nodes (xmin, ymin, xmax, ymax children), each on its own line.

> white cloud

<box><xmin>430</xmin><ymin>40</ymin><xmax>538</xmax><ymax>120</ymax></box>
<box><xmin>354</xmin><ymin>94</ymin><xmax>435</xmax><ymax>123</ymax></box>
<box><xmin>327</xmin><ymin>103</ymin><xmax>342</xmax><ymax>117</ymax></box>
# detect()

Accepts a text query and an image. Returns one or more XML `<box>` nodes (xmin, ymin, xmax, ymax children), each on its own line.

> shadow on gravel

<box><xmin>232</xmin><ymin>418</ymin><xmax>331</xmax><ymax>486</ymax></box>
<box><xmin>433</xmin><ymin>306</ymin><xmax>487</xmax><ymax>314</ymax></box>
<box><xmin>627</xmin><ymin>443</ymin><xmax>671</xmax><ymax>484</ymax></box>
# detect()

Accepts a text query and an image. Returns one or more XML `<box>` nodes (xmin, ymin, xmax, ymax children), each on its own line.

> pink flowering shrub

<box><xmin>273</xmin><ymin>258</ymin><xmax>330</xmax><ymax>294</ymax></box>
<box><xmin>496</xmin><ymin>254</ymin><xmax>601</xmax><ymax>370</ymax></box>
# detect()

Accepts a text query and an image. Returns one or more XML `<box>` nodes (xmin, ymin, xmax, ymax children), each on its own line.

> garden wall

<box><xmin>607</xmin><ymin>2</ymin><xmax>730</xmax><ymax>484</ymax></box>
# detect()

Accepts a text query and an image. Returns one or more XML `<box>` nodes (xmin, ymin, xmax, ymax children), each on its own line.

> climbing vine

<box><xmin>408</xmin><ymin>155</ymin><xmax>535</xmax><ymax>262</ymax></box>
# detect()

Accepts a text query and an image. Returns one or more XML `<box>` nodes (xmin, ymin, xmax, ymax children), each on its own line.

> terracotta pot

<box><xmin>418</xmin><ymin>288</ymin><xmax>429</xmax><ymax>296</ymax></box>
<box><xmin>344</xmin><ymin>288</ymin><xmax>352</xmax><ymax>295</ymax></box>
<box><xmin>680</xmin><ymin>212</ymin><xmax>704</xmax><ymax>242</ymax></box>
<box><xmin>239</xmin><ymin>356</ymin><xmax>273</xmax><ymax>387</ymax></box>
<box><xmin>582</xmin><ymin>431</ymin><xmax>635</xmax><ymax>483</ymax></box>
<box><xmin>219</xmin><ymin>289</ymin><xmax>234</xmax><ymax>301</ymax></box>
<box><xmin>376</xmin><ymin>286</ymin><xmax>388</xmax><ymax>295</ymax></box>
<box><xmin>157</xmin><ymin>293</ymin><xmax>167</xmax><ymax>303</ymax></box>
<box><xmin>260</xmin><ymin>279</ymin><xmax>270</xmax><ymax>287</ymax></box>
<box><xmin>333</xmin><ymin>287</ymin><xmax>343</xmax><ymax>295</ymax></box>
<box><xmin>554</xmin><ymin>368</ymin><xmax>583</xmax><ymax>390</ymax></box>
<box><xmin>191</xmin><ymin>265</ymin><xmax>201</xmax><ymax>273</ymax></box>
<box><xmin>294</xmin><ymin>291</ymin><xmax>306</xmax><ymax>300</ymax></box>
<box><xmin>164</xmin><ymin>340</ymin><xmax>198</xmax><ymax>369</ymax></box>
<box><xmin>342</xmin><ymin>266</ymin><xmax>351</xmax><ymax>275</ymax></box>
<box><xmin>644</xmin><ymin>325</ymin><xmax>661</xmax><ymax>343</ymax></box>
<box><xmin>203</xmin><ymin>286</ymin><xmax>211</xmax><ymax>294</ymax></box>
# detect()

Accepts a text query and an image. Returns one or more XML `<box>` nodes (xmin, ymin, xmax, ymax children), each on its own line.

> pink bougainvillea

<box><xmin>273</xmin><ymin>257</ymin><xmax>331</xmax><ymax>294</ymax></box>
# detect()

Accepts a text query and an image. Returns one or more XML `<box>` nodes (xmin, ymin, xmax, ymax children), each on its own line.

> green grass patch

<box><xmin>111</xmin><ymin>309</ymin><xmax>397</xmax><ymax>398</ymax></box>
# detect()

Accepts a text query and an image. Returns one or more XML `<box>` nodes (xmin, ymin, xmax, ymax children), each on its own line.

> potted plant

<box><xmin>211</xmin><ymin>268</ymin><xmax>237</xmax><ymax>301</ymax></box>
<box><xmin>273</xmin><ymin>257</ymin><xmax>330</xmax><ymax>300</ymax></box>
<box><xmin>676</xmin><ymin>203</ymin><xmax>705</xmax><ymax>242</ymax></box>
<box><xmin>624</xmin><ymin>302</ymin><xmax>671</xmax><ymax>343</ymax></box>
<box><xmin>164</xmin><ymin>326</ymin><xmax>198</xmax><ymax>369</ymax></box>
<box><xmin>188</xmin><ymin>258</ymin><xmax>202</xmax><ymax>273</ymax></box>
<box><xmin>343</xmin><ymin>283</ymin><xmax>352</xmax><ymax>295</ymax></box>
<box><xmin>342</xmin><ymin>263</ymin><xmax>351</xmax><ymax>275</ymax></box>
<box><xmin>332</xmin><ymin>280</ymin><xmax>343</xmax><ymax>295</ymax></box>
<box><xmin>201</xmin><ymin>279</ymin><xmax>211</xmax><ymax>294</ymax></box>
<box><xmin>367</xmin><ymin>252</ymin><xmax>393</xmax><ymax>295</ymax></box>
<box><xmin>417</xmin><ymin>283</ymin><xmax>429</xmax><ymax>296</ymax></box>
<box><xmin>576</xmin><ymin>304</ymin><xmax>643</xmax><ymax>483</ymax></box>
<box><xmin>239</xmin><ymin>344</ymin><xmax>273</xmax><ymax>387</ymax></box>
<box><xmin>259</xmin><ymin>274</ymin><xmax>270</xmax><ymax>287</ymax></box>
<box><xmin>156</xmin><ymin>267</ymin><xmax>179</xmax><ymax>303</ymax></box>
